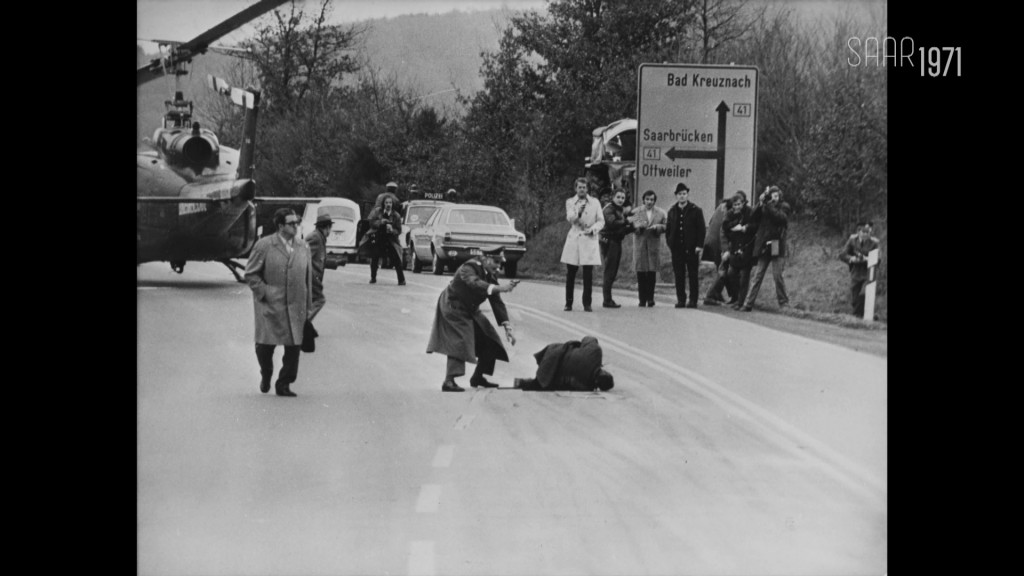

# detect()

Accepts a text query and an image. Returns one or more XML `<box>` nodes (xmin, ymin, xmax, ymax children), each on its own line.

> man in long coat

<box><xmin>630</xmin><ymin>189</ymin><xmax>668</xmax><ymax>307</ymax></box>
<box><xmin>304</xmin><ymin>211</ymin><xmax>333</xmax><ymax>321</ymax></box>
<box><xmin>665</xmin><ymin>183</ymin><xmax>707</xmax><ymax>308</ymax></box>
<box><xmin>427</xmin><ymin>249</ymin><xmax>519</xmax><ymax>392</ymax></box>
<box><xmin>560</xmin><ymin>177</ymin><xmax>604</xmax><ymax>311</ymax></box>
<box><xmin>244</xmin><ymin>208</ymin><xmax>313</xmax><ymax>397</ymax></box>
<box><xmin>741</xmin><ymin>185</ymin><xmax>791</xmax><ymax>311</ymax></box>
<box><xmin>514</xmin><ymin>336</ymin><xmax>614</xmax><ymax>392</ymax></box>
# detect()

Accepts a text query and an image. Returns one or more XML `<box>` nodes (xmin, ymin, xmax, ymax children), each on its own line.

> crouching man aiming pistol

<box><xmin>426</xmin><ymin>248</ymin><xmax>519</xmax><ymax>392</ymax></box>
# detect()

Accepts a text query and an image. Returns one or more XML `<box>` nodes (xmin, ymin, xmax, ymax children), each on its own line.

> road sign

<box><xmin>636</xmin><ymin>64</ymin><xmax>758</xmax><ymax>215</ymax></box>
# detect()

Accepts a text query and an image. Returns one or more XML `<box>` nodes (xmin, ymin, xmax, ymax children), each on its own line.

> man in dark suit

<box><xmin>839</xmin><ymin>221</ymin><xmax>880</xmax><ymax>317</ymax></box>
<box><xmin>426</xmin><ymin>248</ymin><xmax>519</xmax><ymax>392</ymax></box>
<box><xmin>665</xmin><ymin>183</ymin><xmax>707</xmax><ymax>308</ymax></box>
<box><xmin>304</xmin><ymin>212</ymin><xmax>333</xmax><ymax>321</ymax></box>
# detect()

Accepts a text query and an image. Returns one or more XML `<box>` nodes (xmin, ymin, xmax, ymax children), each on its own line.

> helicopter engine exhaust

<box><xmin>182</xmin><ymin>136</ymin><xmax>215</xmax><ymax>166</ymax></box>
<box><xmin>160</xmin><ymin>129</ymin><xmax>221</xmax><ymax>173</ymax></box>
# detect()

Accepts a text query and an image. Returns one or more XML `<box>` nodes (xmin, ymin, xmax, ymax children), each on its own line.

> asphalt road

<box><xmin>137</xmin><ymin>260</ymin><xmax>887</xmax><ymax>576</ymax></box>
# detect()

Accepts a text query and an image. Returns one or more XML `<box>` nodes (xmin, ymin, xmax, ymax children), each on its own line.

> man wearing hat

<box><xmin>427</xmin><ymin>248</ymin><xmax>520</xmax><ymax>392</ymax></box>
<box><xmin>665</xmin><ymin>182</ymin><xmax>706</xmax><ymax>308</ymax></box>
<box><xmin>305</xmin><ymin>211</ymin><xmax>334</xmax><ymax>321</ymax></box>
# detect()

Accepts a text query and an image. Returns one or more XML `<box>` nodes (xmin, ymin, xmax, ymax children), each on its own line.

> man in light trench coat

<box><xmin>244</xmin><ymin>208</ymin><xmax>314</xmax><ymax>397</ymax></box>
<box><xmin>561</xmin><ymin>177</ymin><xmax>605</xmax><ymax>311</ymax></box>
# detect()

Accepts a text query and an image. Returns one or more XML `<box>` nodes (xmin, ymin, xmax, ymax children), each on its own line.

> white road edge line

<box><xmin>511</xmin><ymin>303</ymin><xmax>886</xmax><ymax>502</ymax></box>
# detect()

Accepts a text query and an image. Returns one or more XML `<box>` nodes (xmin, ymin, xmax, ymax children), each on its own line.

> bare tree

<box><xmin>677</xmin><ymin>0</ymin><xmax>766</xmax><ymax>63</ymax></box>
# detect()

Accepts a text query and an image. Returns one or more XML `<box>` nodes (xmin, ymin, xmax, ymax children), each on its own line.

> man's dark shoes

<box><xmin>275</xmin><ymin>382</ymin><xmax>297</xmax><ymax>397</ymax></box>
<box><xmin>564</xmin><ymin>304</ymin><xmax>572</xmax><ymax>311</ymax></box>
<box><xmin>259</xmin><ymin>376</ymin><xmax>271</xmax><ymax>394</ymax></box>
<box><xmin>647</xmin><ymin>300</ymin><xmax>655</xmax><ymax>307</ymax></box>
<box><xmin>740</xmin><ymin>305</ymin><xmax>752</xmax><ymax>312</ymax></box>
<box><xmin>369</xmin><ymin>278</ymin><xmax>377</xmax><ymax>284</ymax></box>
<box><xmin>704</xmin><ymin>297</ymin><xmax>723</xmax><ymax>306</ymax></box>
<box><xmin>583</xmin><ymin>305</ymin><xmax>593</xmax><ymax>312</ymax></box>
<box><xmin>398</xmin><ymin>280</ymin><xmax>406</xmax><ymax>286</ymax></box>
<box><xmin>686</xmin><ymin>301</ymin><xmax>698</xmax><ymax>309</ymax></box>
<box><xmin>602</xmin><ymin>301</ymin><xmax>621</xmax><ymax>308</ymax></box>
<box><xmin>675</xmin><ymin>302</ymin><xmax>685</xmax><ymax>308</ymax></box>
<box><xmin>470</xmin><ymin>376</ymin><xmax>499</xmax><ymax>388</ymax></box>
<box><xmin>442</xmin><ymin>379</ymin><xmax>465</xmax><ymax>392</ymax></box>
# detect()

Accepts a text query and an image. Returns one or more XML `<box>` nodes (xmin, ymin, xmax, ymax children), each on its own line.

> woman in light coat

<box><xmin>560</xmin><ymin>177</ymin><xmax>604</xmax><ymax>311</ymax></box>
<box><xmin>630</xmin><ymin>189</ymin><xmax>668</xmax><ymax>307</ymax></box>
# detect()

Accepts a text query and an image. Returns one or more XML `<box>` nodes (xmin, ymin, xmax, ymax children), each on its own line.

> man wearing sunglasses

<box><xmin>244</xmin><ymin>208</ymin><xmax>314</xmax><ymax>397</ymax></box>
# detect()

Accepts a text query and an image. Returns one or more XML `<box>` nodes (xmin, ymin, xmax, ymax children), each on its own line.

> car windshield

<box><xmin>407</xmin><ymin>206</ymin><xmax>440</xmax><ymax>226</ymax></box>
<box><xmin>446</xmin><ymin>209</ymin><xmax>509</xmax><ymax>226</ymax></box>
<box><xmin>322</xmin><ymin>205</ymin><xmax>356</xmax><ymax>221</ymax></box>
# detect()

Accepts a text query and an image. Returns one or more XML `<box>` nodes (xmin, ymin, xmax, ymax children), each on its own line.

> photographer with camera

<box><xmin>740</xmin><ymin>185</ymin><xmax>791</xmax><ymax>312</ymax></box>
<box><xmin>363</xmin><ymin>193</ymin><xmax>406</xmax><ymax>286</ymax></box>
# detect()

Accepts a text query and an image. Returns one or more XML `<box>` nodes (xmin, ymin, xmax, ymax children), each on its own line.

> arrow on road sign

<box><xmin>663</xmin><ymin>101</ymin><xmax>731</xmax><ymax>204</ymax></box>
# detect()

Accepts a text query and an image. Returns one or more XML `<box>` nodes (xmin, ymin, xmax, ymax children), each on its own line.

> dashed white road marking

<box><xmin>415</xmin><ymin>484</ymin><xmax>442</xmax><ymax>513</ymax></box>
<box><xmin>432</xmin><ymin>445</ymin><xmax>454</xmax><ymax>468</ymax></box>
<box><xmin>408</xmin><ymin>540</ymin><xmax>435</xmax><ymax>576</ymax></box>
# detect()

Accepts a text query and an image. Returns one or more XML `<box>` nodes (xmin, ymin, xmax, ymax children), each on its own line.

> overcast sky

<box><xmin>137</xmin><ymin>0</ymin><xmax>548</xmax><ymax>50</ymax></box>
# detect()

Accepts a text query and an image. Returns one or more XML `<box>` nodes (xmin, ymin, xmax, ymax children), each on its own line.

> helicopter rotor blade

<box><xmin>208</xmin><ymin>75</ymin><xmax>257</xmax><ymax>110</ymax></box>
<box><xmin>137</xmin><ymin>0</ymin><xmax>288</xmax><ymax>87</ymax></box>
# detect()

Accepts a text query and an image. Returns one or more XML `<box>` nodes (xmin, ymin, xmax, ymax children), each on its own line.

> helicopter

<box><xmin>137</xmin><ymin>0</ymin><xmax>290</xmax><ymax>282</ymax></box>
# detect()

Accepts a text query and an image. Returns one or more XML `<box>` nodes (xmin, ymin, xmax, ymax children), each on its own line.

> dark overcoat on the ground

<box><xmin>517</xmin><ymin>336</ymin><xmax>607</xmax><ymax>391</ymax></box>
<box><xmin>426</xmin><ymin>258</ymin><xmax>510</xmax><ymax>364</ymax></box>
<box><xmin>244</xmin><ymin>233</ymin><xmax>313</xmax><ymax>346</ymax></box>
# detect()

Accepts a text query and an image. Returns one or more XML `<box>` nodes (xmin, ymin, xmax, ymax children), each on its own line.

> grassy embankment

<box><xmin>512</xmin><ymin>217</ymin><xmax>887</xmax><ymax>329</ymax></box>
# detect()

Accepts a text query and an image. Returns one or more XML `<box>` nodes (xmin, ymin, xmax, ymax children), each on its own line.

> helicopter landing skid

<box><xmin>220</xmin><ymin>259</ymin><xmax>247</xmax><ymax>283</ymax></box>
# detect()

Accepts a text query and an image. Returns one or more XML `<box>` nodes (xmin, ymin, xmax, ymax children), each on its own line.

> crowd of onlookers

<box><xmin>561</xmin><ymin>180</ymin><xmax>880</xmax><ymax>316</ymax></box>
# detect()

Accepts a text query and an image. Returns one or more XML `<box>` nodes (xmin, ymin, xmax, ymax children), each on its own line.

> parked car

<box><xmin>399</xmin><ymin>199</ymin><xmax>451</xmax><ymax>270</ymax></box>
<box><xmin>298</xmin><ymin>197</ymin><xmax>361</xmax><ymax>268</ymax></box>
<box><xmin>409</xmin><ymin>203</ymin><xmax>526</xmax><ymax>278</ymax></box>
